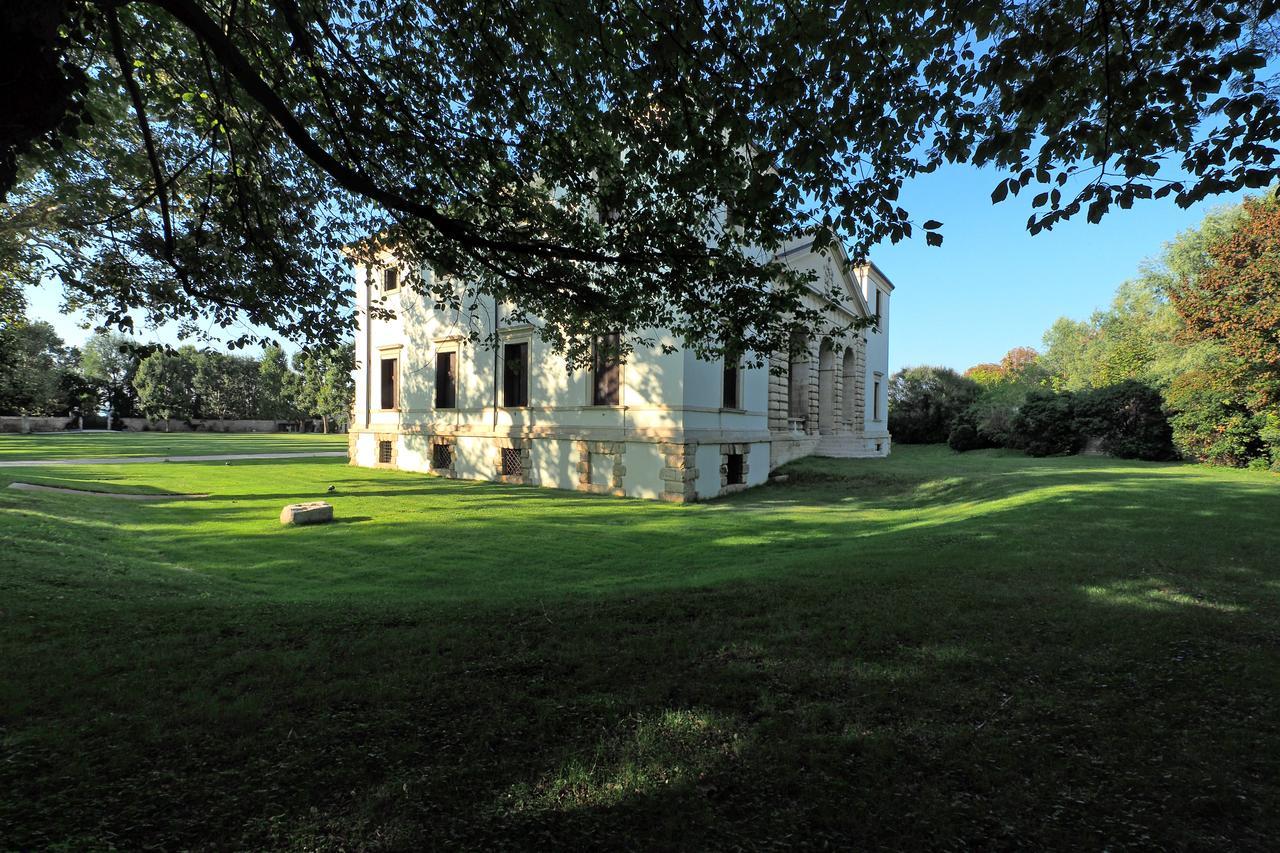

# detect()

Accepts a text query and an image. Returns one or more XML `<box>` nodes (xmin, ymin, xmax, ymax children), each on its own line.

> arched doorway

<box><xmin>842</xmin><ymin>347</ymin><xmax>858</xmax><ymax>429</ymax></box>
<box><xmin>818</xmin><ymin>340</ymin><xmax>836</xmax><ymax>434</ymax></box>
<box><xmin>787</xmin><ymin>330</ymin><xmax>809</xmax><ymax>431</ymax></box>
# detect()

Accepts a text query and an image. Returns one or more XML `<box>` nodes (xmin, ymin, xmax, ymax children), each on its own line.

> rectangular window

<box><xmin>435</xmin><ymin>351</ymin><xmax>457</xmax><ymax>409</ymax></box>
<box><xmin>432</xmin><ymin>442</ymin><xmax>452</xmax><ymax>470</ymax></box>
<box><xmin>874</xmin><ymin>289</ymin><xmax>882</xmax><ymax>329</ymax></box>
<box><xmin>726</xmin><ymin>453</ymin><xmax>745</xmax><ymax>485</ymax></box>
<box><xmin>501</xmin><ymin>446</ymin><xmax>523</xmax><ymax>477</ymax></box>
<box><xmin>379</xmin><ymin>357</ymin><xmax>397</xmax><ymax>410</ymax></box>
<box><xmin>378</xmin><ymin>440</ymin><xmax>393</xmax><ymax>464</ymax></box>
<box><xmin>383</xmin><ymin>268</ymin><xmax>399</xmax><ymax>293</ymax></box>
<box><xmin>873</xmin><ymin>380</ymin><xmax>881</xmax><ymax>420</ymax></box>
<box><xmin>502</xmin><ymin>342</ymin><xmax>529</xmax><ymax>408</ymax></box>
<box><xmin>722</xmin><ymin>361</ymin><xmax>740</xmax><ymax>409</ymax></box>
<box><xmin>592</xmin><ymin>333</ymin><xmax>621</xmax><ymax>406</ymax></box>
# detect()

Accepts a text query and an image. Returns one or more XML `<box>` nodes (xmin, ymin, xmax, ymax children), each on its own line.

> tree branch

<box><xmin>124</xmin><ymin>0</ymin><xmax>670</xmax><ymax>268</ymax></box>
<box><xmin>106</xmin><ymin>5</ymin><xmax>176</xmax><ymax>260</ymax></box>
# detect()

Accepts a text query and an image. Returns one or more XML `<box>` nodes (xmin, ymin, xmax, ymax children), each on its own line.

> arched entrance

<box><xmin>842</xmin><ymin>347</ymin><xmax>858</xmax><ymax>429</ymax></box>
<box><xmin>818</xmin><ymin>340</ymin><xmax>836</xmax><ymax>434</ymax></box>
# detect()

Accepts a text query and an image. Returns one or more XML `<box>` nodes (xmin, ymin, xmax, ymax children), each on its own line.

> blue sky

<box><xmin>872</xmin><ymin>163</ymin><xmax>1247</xmax><ymax>373</ymax></box>
<box><xmin>24</xmin><ymin>162</ymin><xmax>1247</xmax><ymax>373</ymax></box>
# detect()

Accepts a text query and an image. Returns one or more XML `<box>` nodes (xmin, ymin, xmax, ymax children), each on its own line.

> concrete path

<box><xmin>0</xmin><ymin>451</ymin><xmax>347</xmax><ymax>468</ymax></box>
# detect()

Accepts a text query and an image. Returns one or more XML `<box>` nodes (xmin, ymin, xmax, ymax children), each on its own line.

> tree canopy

<box><xmin>4</xmin><ymin>0</ymin><xmax>1280</xmax><ymax>361</ymax></box>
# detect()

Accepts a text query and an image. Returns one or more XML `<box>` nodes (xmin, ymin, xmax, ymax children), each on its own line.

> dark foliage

<box><xmin>1076</xmin><ymin>381</ymin><xmax>1176</xmax><ymax>460</ymax></box>
<box><xmin>1011</xmin><ymin>390</ymin><xmax>1084</xmax><ymax>457</ymax></box>
<box><xmin>888</xmin><ymin>366</ymin><xmax>981</xmax><ymax>444</ymax></box>
<box><xmin>947</xmin><ymin>406</ymin><xmax>1002</xmax><ymax>452</ymax></box>
<box><xmin>3</xmin><ymin>0</ymin><xmax>1280</xmax><ymax>356</ymax></box>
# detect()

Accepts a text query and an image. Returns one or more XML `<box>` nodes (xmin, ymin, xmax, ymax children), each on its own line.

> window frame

<box><xmin>721</xmin><ymin>359</ymin><xmax>742</xmax><ymax>410</ymax></box>
<box><xmin>378</xmin><ymin>355</ymin><xmax>399</xmax><ymax>411</ymax></box>
<box><xmin>435</xmin><ymin>348</ymin><xmax>458</xmax><ymax>410</ymax></box>
<box><xmin>501</xmin><ymin>340</ymin><xmax>531</xmax><ymax>409</ymax></box>
<box><xmin>872</xmin><ymin>375</ymin><xmax>883</xmax><ymax>422</ymax></box>
<box><xmin>382</xmin><ymin>267</ymin><xmax>400</xmax><ymax>294</ymax></box>
<box><xmin>590</xmin><ymin>333</ymin><xmax>622</xmax><ymax>407</ymax></box>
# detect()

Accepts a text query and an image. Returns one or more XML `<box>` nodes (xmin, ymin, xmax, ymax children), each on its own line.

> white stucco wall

<box><xmin>349</xmin><ymin>236</ymin><xmax>894</xmax><ymax>497</ymax></box>
<box><xmin>857</xmin><ymin>266</ymin><xmax>892</xmax><ymax>439</ymax></box>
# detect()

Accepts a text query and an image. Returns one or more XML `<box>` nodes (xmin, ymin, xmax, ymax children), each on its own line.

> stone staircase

<box><xmin>815</xmin><ymin>433</ymin><xmax>891</xmax><ymax>458</ymax></box>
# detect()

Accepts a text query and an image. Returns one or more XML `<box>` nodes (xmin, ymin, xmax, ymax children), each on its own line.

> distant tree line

<box><xmin>0</xmin><ymin>320</ymin><xmax>354</xmax><ymax>432</ymax></box>
<box><xmin>890</xmin><ymin>191</ymin><xmax>1280</xmax><ymax>471</ymax></box>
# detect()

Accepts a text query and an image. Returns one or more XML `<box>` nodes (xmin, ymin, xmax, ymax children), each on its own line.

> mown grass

<box><xmin>0</xmin><ymin>430</ymin><xmax>347</xmax><ymax>461</ymax></box>
<box><xmin>1</xmin><ymin>443</ymin><xmax>1278</xmax><ymax>849</ymax></box>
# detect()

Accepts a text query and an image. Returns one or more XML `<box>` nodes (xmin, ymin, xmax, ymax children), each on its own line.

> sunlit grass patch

<box><xmin>1081</xmin><ymin>579</ymin><xmax>1248</xmax><ymax>613</ymax></box>
<box><xmin>507</xmin><ymin>709</ymin><xmax>742</xmax><ymax>813</ymax></box>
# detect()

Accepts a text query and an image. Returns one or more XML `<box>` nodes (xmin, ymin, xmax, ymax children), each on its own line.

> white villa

<box><xmin>348</xmin><ymin>237</ymin><xmax>893</xmax><ymax>501</ymax></box>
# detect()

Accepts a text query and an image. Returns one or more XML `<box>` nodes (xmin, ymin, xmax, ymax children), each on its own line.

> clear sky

<box><xmin>23</xmin><ymin>162</ymin><xmax>1247</xmax><ymax>373</ymax></box>
<box><xmin>871</xmin><ymin>163</ymin><xmax>1247</xmax><ymax>373</ymax></box>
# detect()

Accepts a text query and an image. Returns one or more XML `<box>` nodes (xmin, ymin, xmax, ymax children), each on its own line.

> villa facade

<box><xmin>348</xmin><ymin>237</ymin><xmax>893</xmax><ymax>501</ymax></box>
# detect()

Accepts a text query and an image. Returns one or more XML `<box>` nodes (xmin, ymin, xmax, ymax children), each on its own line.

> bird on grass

<box><xmin>327</xmin><ymin>485</ymin><xmax>336</xmax><ymax>493</ymax></box>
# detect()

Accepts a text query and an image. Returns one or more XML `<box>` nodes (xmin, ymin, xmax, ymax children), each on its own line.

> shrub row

<box><xmin>947</xmin><ymin>381</ymin><xmax>1176</xmax><ymax>460</ymax></box>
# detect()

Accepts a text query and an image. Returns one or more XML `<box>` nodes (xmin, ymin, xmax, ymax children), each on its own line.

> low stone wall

<box><xmin>0</xmin><ymin>416</ymin><xmax>76</xmax><ymax>434</ymax></box>
<box><xmin>0</xmin><ymin>415</ymin><xmax>338</xmax><ymax>434</ymax></box>
<box><xmin>117</xmin><ymin>417</ymin><xmax>286</xmax><ymax>433</ymax></box>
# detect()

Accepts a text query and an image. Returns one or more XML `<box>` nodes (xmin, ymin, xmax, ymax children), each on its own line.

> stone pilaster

<box><xmin>768</xmin><ymin>352</ymin><xmax>789</xmax><ymax>431</ymax></box>
<box><xmin>805</xmin><ymin>338</ymin><xmax>820</xmax><ymax>435</ymax></box>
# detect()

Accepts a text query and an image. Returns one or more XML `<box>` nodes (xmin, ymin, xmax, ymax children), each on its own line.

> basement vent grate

<box><xmin>432</xmin><ymin>443</ymin><xmax>452</xmax><ymax>470</ymax></box>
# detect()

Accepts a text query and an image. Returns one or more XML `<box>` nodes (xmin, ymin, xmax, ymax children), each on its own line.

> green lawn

<box><xmin>1</xmin><ymin>445</ymin><xmax>1278</xmax><ymax>849</ymax></box>
<box><xmin>0</xmin><ymin>430</ymin><xmax>348</xmax><ymax>460</ymax></box>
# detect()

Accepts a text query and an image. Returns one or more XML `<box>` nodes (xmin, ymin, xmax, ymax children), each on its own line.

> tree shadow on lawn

<box><xmin>3</xmin><ymin>458</ymin><xmax>1280</xmax><ymax>848</ymax></box>
<box><xmin>4</xmin><ymin>560</ymin><xmax>1277</xmax><ymax>849</ymax></box>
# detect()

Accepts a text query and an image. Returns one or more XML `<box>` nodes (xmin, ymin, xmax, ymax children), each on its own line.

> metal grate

<box><xmin>726</xmin><ymin>453</ymin><xmax>745</xmax><ymax>485</ymax></box>
<box><xmin>432</xmin><ymin>442</ymin><xmax>452</xmax><ymax>470</ymax></box>
<box><xmin>501</xmin><ymin>447</ymin><xmax>523</xmax><ymax>477</ymax></box>
<box><xmin>378</xmin><ymin>440</ymin><xmax>393</xmax><ymax>464</ymax></box>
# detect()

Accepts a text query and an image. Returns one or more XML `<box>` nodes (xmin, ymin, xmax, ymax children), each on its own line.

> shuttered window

<box><xmin>502</xmin><ymin>342</ymin><xmax>529</xmax><ymax>407</ymax></box>
<box><xmin>379</xmin><ymin>358</ymin><xmax>397</xmax><ymax>409</ymax></box>
<box><xmin>435</xmin><ymin>351</ymin><xmax>457</xmax><ymax>409</ymax></box>
<box><xmin>592</xmin><ymin>333</ymin><xmax>621</xmax><ymax>406</ymax></box>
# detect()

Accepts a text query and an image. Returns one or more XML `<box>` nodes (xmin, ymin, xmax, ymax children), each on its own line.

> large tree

<box><xmin>80</xmin><ymin>331</ymin><xmax>143</xmax><ymax>416</ymax></box>
<box><xmin>0</xmin><ymin>320</ymin><xmax>82</xmax><ymax>416</ymax></box>
<box><xmin>133</xmin><ymin>347</ymin><xmax>196</xmax><ymax>429</ymax></box>
<box><xmin>3</xmin><ymin>0</ymin><xmax>1280</xmax><ymax>362</ymax></box>
<box><xmin>1168</xmin><ymin>195</ymin><xmax>1280</xmax><ymax>408</ymax></box>
<box><xmin>292</xmin><ymin>344</ymin><xmax>353</xmax><ymax>432</ymax></box>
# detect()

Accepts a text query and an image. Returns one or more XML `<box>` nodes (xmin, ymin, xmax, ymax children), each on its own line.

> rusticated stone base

<box><xmin>574</xmin><ymin>440</ymin><xmax>626</xmax><ymax>496</ymax></box>
<box><xmin>657</xmin><ymin>441</ymin><xmax>698</xmax><ymax>502</ymax></box>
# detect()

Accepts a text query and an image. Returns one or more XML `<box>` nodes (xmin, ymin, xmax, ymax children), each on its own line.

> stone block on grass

<box><xmin>280</xmin><ymin>501</ymin><xmax>334</xmax><ymax>526</ymax></box>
